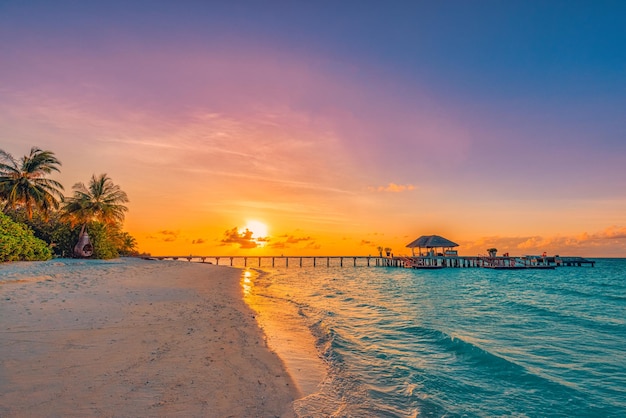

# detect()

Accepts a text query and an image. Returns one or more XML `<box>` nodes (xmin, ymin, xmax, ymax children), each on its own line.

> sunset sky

<box><xmin>2</xmin><ymin>1</ymin><xmax>625</xmax><ymax>257</ymax></box>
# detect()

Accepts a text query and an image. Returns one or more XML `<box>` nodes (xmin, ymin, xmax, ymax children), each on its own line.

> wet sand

<box><xmin>0</xmin><ymin>258</ymin><xmax>299</xmax><ymax>417</ymax></box>
<box><xmin>242</xmin><ymin>269</ymin><xmax>326</xmax><ymax>399</ymax></box>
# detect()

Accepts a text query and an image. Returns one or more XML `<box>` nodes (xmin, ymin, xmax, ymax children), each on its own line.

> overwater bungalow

<box><xmin>406</xmin><ymin>235</ymin><xmax>459</xmax><ymax>257</ymax></box>
<box><xmin>402</xmin><ymin>235</ymin><xmax>460</xmax><ymax>268</ymax></box>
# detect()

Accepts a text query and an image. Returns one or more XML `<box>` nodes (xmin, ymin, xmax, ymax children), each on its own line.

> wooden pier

<box><xmin>143</xmin><ymin>255</ymin><xmax>389</xmax><ymax>268</ymax></box>
<box><xmin>141</xmin><ymin>254</ymin><xmax>594</xmax><ymax>268</ymax></box>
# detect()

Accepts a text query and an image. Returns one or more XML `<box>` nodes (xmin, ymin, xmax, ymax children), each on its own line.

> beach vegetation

<box><xmin>61</xmin><ymin>173</ymin><xmax>131</xmax><ymax>259</ymax></box>
<box><xmin>77</xmin><ymin>222</ymin><xmax>138</xmax><ymax>259</ymax></box>
<box><xmin>7</xmin><ymin>208</ymin><xmax>137</xmax><ymax>259</ymax></box>
<box><xmin>0</xmin><ymin>147</ymin><xmax>64</xmax><ymax>219</ymax></box>
<box><xmin>1</xmin><ymin>147</ymin><xmax>138</xmax><ymax>260</ymax></box>
<box><xmin>3</xmin><ymin>208</ymin><xmax>77</xmax><ymax>258</ymax></box>
<box><xmin>116</xmin><ymin>230</ymin><xmax>139</xmax><ymax>256</ymax></box>
<box><xmin>84</xmin><ymin>222</ymin><xmax>120</xmax><ymax>259</ymax></box>
<box><xmin>0</xmin><ymin>212</ymin><xmax>52</xmax><ymax>261</ymax></box>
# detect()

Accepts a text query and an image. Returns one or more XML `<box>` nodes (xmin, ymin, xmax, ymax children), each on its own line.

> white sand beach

<box><xmin>0</xmin><ymin>258</ymin><xmax>300</xmax><ymax>417</ymax></box>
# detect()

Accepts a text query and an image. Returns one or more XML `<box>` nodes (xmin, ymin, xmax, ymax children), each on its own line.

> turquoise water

<box><xmin>250</xmin><ymin>259</ymin><xmax>626</xmax><ymax>417</ymax></box>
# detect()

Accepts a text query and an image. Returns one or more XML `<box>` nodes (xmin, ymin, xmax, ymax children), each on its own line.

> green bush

<box><xmin>0</xmin><ymin>212</ymin><xmax>52</xmax><ymax>262</ymax></box>
<box><xmin>3</xmin><ymin>209</ymin><xmax>77</xmax><ymax>258</ymax></box>
<box><xmin>86</xmin><ymin>222</ymin><xmax>119</xmax><ymax>260</ymax></box>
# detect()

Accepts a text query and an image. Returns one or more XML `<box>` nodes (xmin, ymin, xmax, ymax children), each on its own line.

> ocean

<box><xmin>245</xmin><ymin>258</ymin><xmax>626</xmax><ymax>417</ymax></box>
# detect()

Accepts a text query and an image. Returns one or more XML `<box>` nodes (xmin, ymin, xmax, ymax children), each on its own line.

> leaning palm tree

<box><xmin>0</xmin><ymin>147</ymin><xmax>64</xmax><ymax>219</ymax></box>
<box><xmin>62</xmin><ymin>173</ymin><xmax>129</xmax><ymax>257</ymax></box>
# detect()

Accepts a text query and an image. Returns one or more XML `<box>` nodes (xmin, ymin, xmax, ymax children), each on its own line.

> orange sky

<box><xmin>2</xmin><ymin>2</ymin><xmax>625</xmax><ymax>257</ymax></box>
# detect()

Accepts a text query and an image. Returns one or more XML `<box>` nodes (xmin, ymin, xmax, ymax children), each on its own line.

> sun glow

<box><xmin>241</xmin><ymin>220</ymin><xmax>269</xmax><ymax>246</ymax></box>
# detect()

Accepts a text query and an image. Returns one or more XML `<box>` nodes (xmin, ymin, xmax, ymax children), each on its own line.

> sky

<box><xmin>1</xmin><ymin>0</ymin><xmax>625</xmax><ymax>257</ymax></box>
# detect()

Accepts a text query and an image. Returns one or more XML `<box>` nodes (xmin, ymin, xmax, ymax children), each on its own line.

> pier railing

<box><xmin>139</xmin><ymin>254</ymin><xmax>594</xmax><ymax>268</ymax></box>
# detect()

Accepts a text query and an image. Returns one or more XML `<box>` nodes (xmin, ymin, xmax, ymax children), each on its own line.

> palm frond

<box><xmin>0</xmin><ymin>147</ymin><xmax>64</xmax><ymax>219</ymax></box>
<box><xmin>62</xmin><ymin>173</ymin><xmax>129</xmax><ymax>227</ymax></box>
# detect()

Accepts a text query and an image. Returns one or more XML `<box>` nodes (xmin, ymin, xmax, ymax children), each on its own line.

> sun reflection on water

<box><xmin>242</xmin><ymin>270</ymin><xmax>253</xmax><ymax>296</ymax></box>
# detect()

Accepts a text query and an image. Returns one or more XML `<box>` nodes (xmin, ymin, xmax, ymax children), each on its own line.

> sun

<box><xmin>241</xmin><ymin>220</ymin><xmax>269</xmax><ymax>242</ymax></box>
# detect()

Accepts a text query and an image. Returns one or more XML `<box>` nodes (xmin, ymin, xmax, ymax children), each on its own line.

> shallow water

<box><xmin>246</xmin><ymin>259</ymin><xmax>626</xmax><ymax>417</ymax></box>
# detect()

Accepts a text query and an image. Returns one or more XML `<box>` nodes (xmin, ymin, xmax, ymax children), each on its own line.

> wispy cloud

<box><xmin>146</xmin><ymin>230</ymin><xmax>180</xmax><ymax>242</ymax></box>
<box><xmin>368</xmin><ymin>183</ymin><xmax>416</xmax><ymax>193</ymax></box>
<box><xmin>461</xmin><ymin>225</ymin><xmax>626</xmax><ymax>256</ymax></box>
<box><xmin>268</xmin><ymin>242</ymin><xmax>286</xmax><ymax>249</ymax></box>
<box><xmin>597</xmin><ymin>225</ymin><xmax>626</xmax><ymax>239</ymax></box>
<box><xmin>304</xmin><ymin>241</ymin><xmax>321</xmax><ymax>250</ymax></box>
<box><xmin>284</xmin><ymin>235</ymin><xmax>313</xmax><ymax>244</ymax></box>
<box><xmin>268</xmin><ymin>234</ymin><xmax>315</xmax><ymax>249</ymax></box>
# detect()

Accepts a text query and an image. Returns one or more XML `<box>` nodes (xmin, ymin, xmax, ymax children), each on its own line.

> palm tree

<box><xmin>62</xmin><ymin>173</ymin><xmax>129</xmax><ymax>227</ymax></box>
<box><xmin>116</xmin><ymin>230</ymin><xmax>138</xmax><ymax>256</ymax></box>
<box><xmin>62</xmin><ymin>174</ymin><xmax>129</xmax><ymax>258</ymax></box>
<box><xmin>0</xmin><ymin>147</ymin><xmax>64</xmax><ymax>219</ymax></box>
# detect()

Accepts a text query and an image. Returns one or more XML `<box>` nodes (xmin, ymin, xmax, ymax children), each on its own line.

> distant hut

<box><xmin>406</xmin><ymin>235</ymin><xmax>459</xmax><ymax>257</ymax></box>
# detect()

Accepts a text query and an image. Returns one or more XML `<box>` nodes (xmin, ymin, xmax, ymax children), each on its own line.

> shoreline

<box><xmin>243</xmin><ymin>268</ymin><xmax>327</xmax><ymax>399</ymax></box>
<box><xmin>0</xmin><ymin>258</ymin><xmax>299</xmax><ymax>417</ymax></box>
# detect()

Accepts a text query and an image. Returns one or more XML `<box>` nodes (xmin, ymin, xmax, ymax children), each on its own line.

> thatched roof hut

<box><xmin>406</xmin><ymin>235</ymin><xmax>459</xmax><ymax>256</ymax></box>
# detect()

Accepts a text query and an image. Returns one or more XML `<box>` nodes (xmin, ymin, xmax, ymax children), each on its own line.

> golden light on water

<box><xmin>242</xmin><ymin>270</ymin><xmax>253</xmax><ymax>296</ymax></box>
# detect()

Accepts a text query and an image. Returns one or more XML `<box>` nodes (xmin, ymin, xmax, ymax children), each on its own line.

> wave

<box><xmin>257</xmin><ymin>266</ymin><xmax>626</xmax><ymax>417</ymax></box>
<box><xmin>399</xmin><ymin>324</ymin><xmax>614</xmax><ymax>416</ymax></box>
<box><xmin>503</xmin><ymin>297</ymin><xmax>626</xmax><ymax>330</ymax></box>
